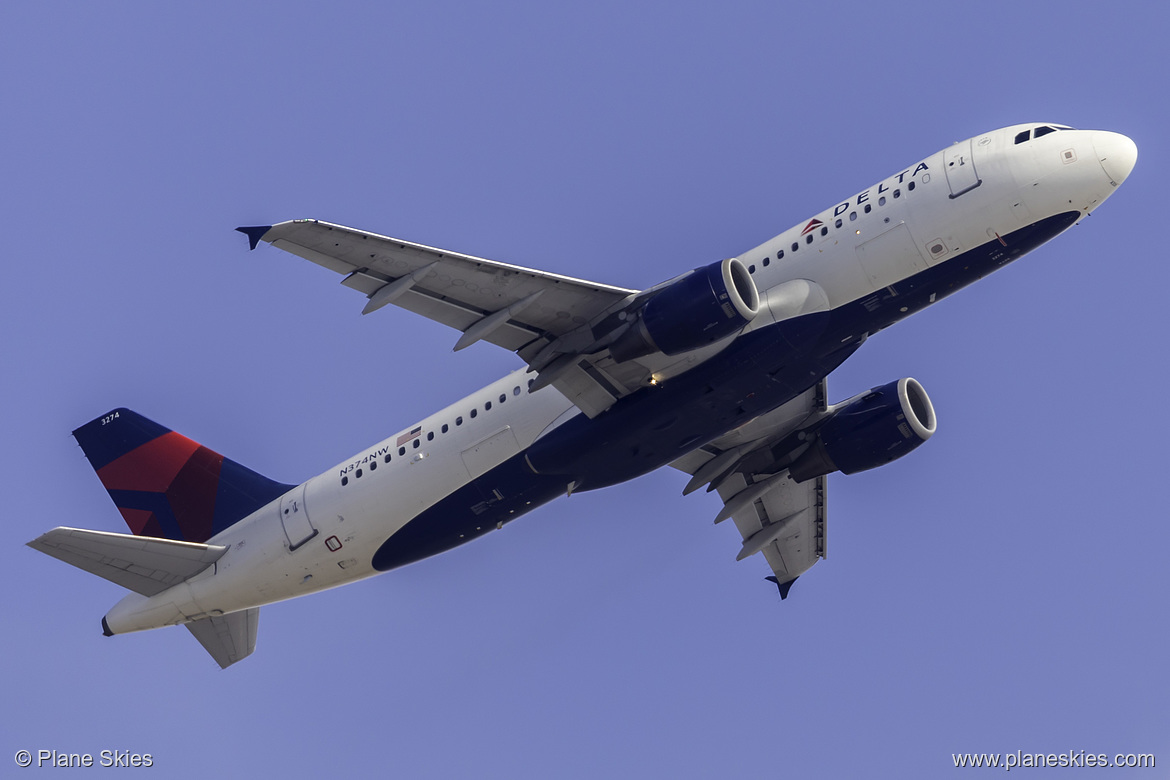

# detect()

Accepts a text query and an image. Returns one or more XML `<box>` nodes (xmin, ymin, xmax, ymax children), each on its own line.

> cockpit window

<box><xmin>1015</xmin><ymin>124</ymin><xmax>1075</xmax><ymax>145</ymax></box>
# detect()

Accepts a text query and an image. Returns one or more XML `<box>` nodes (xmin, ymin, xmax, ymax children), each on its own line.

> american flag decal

<box><xmin>397</xmin><ymin>426</ymin><xmax>423</xmax><ymax>447</ymax></box>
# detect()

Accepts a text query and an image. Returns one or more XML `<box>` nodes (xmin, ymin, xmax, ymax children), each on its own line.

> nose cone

<box><xmin>1092</xmin><ymin>131</ymin><xmax>1138</xmax><ymax>187</ymax></box>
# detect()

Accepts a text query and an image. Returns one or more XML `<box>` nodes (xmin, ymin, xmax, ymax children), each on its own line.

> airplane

<box><xmin>29</xmin><ymin>123</ymin><xmax>1137</xmax><ymax>668</ymax></box>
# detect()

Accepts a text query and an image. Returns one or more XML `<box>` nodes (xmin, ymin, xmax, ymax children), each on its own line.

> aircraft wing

<box><xmin>670</xmin><ymin>381</ymin><xmax>828</xmax><ymax>598</ymax></box>
<box><xmin>241</xmin><ymin>220</ymin><xmax>652</xmax><ymax>416</ymax></box>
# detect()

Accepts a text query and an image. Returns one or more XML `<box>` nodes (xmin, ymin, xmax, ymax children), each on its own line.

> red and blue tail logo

<box><xmin>73</xmin><ymin>409</ymin><xmax>292</xmax><ymax>543</ymax></box>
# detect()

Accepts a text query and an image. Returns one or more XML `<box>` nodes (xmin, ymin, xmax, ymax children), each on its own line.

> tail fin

<box><xmin>73</xmin><ymin>409</ymin><xmax>292</xmax><ymax>543</ymax></box>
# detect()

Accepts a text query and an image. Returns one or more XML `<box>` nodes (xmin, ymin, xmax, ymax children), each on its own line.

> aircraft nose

<box><xmin>1091</xmin><ymin>131</ymin><xmax>1137</xmax><ymax>187</ymax></box>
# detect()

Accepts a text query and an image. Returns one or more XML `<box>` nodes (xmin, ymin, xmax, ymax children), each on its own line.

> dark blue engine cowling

<box><xmin>789</xmin><ymin>378</ymin><xmax>936</xmax><ymax>482</ymax></box>
<box><xmin>610</xmin><ymin>258</ymin><xmax>759</xmax><ymax>362</ymax></box>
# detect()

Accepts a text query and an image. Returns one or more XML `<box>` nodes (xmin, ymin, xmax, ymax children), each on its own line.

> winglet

<box><xmin>235</xmin><ymin>225</ymin><xmax>272</xmax><ymax>251</ymax></box>
<box><xmin>765</xmin><ymin>575</ymin><xmax>798</xmax><ymax>600</ymax></box>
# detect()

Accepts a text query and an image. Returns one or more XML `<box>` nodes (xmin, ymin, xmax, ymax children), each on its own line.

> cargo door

<box><xmin>279</xmin><ymin>484</ymin><xmax>317</xmax><ymax>551</ymax></box>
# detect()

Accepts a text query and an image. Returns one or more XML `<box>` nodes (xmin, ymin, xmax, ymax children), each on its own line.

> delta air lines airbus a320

<box><xmin>30</xmin><ymin>123</ymin><xmax>1137</xmax><ymax>667</ymax></box>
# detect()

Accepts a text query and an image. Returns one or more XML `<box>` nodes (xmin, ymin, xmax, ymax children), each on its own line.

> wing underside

<box><xmin>671</xmin><ymin>381</ymin><xmax>829</xmax><ymax>597</ymax></box>
<box><xmin>251</xmin><ymin>220</ymin><xmax>633</xmax><ymax>346</ymax></box>
<box><xmin>243</xmin><ymin>220</ymin><xmax>669</xmax><ymax>417</ymax></box>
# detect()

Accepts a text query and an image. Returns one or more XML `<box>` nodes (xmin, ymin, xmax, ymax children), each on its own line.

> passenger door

<box><xmin>279</xmin><ymin>484</ymin><xmax>317</xmax><ymax>551</ymax></box>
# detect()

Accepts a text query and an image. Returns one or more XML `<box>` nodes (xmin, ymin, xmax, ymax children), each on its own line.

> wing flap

<box><xmin>185</xmin><ymin>608</ymin><xmax>258</xmax><ymax>669</ymax></box>
<box><xmin>27</xmin><ymin>527</ymin><xmax>227</xmax><ymax>597</ymax></box>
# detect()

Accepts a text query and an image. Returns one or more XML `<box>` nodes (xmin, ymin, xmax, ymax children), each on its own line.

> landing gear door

<box><xmin>944</xmin><ymin>139</ymin><xmax>981</xmax><ymax>198</ymax></box>
<box><xmin>279</xmin><ymin>484</ymin><xmax>317</xmax><ymax>551</ymax></box>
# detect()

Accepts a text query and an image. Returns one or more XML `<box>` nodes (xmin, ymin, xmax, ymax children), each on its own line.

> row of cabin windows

<box><xmin>340</xmin><ymin>382</ymin><xmax>529</xmax><ymax>485</ymax></box>
<box><xmin>746</xmin><ymin>181</ymin><xmax>914</xmax><ymax>274</ymax></box>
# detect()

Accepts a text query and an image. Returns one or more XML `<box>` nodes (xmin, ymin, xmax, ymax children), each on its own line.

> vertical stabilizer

<box><xmin>73</xmin><ymin>409</ymin><xmax>292</xmax><ymax>543</ymax></box>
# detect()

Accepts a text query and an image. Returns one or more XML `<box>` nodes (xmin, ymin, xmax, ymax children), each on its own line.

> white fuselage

<box><xmin>104</xmin><ymin>124</ymin><xmax>1135</xmax><ymax>634</ymax></box>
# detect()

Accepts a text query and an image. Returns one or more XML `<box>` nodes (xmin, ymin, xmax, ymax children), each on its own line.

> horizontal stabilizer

<box><xmin>27</xmin><ymin>527</ymin><xmax>227</xmax><ymax>597</ymax></box>
<box><xmin>186</xmin><ymin>608</ymin><xmax>258</xmax><ymax>669</ymax></box>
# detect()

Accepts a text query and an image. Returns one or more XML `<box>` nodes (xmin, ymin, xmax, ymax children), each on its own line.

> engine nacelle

<box><xmin>789</xmin><ymin>378</ymin><xmax>936</xmax><ymax>482</ymax></box>
<box><xmin>609</xmin><ymin>258</ymin><xmax>759</xmax><ymax>362</ymax></box>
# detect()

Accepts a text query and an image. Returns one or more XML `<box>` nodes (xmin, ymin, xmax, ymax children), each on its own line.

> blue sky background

<box><xmin>3</xmin><ymin>2</ymin><xmax>1166</xmax><ymax>777</ymax></box>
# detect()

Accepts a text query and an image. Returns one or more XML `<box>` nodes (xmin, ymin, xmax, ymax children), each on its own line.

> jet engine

<box><xmin>609</xmin><ymin>258</ymin><xmax>759</xmax><ymax>362</ymax></box>
<box><xmin>789</xmin><ymin>377</ymin><xmax>936</xmax><ymax>482</ymax></box>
